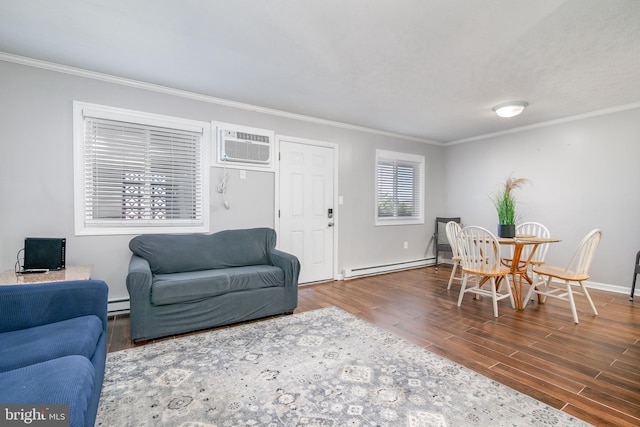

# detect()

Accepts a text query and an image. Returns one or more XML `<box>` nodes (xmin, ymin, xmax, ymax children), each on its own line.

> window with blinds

<box><xmin>375</xmin><ymin>150</ymin><xmax>425</xmax><ymax>225</ymax></box>
<box><xmin>73</xmin><ymin>102</ymin><xmax>210</xmax><ymax>235</ymax></box>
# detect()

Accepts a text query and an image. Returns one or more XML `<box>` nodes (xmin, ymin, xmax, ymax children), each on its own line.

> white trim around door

<box><xmin>275</xmin><ymin>135</ymin><xmax>339</xmax><ymax>284</ymax></box>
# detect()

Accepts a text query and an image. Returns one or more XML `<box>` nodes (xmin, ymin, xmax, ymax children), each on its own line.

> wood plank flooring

<box><xmin>107</xmin><ymin>266</ymin><xmax>640</xmax><ymax>426</ymax></box>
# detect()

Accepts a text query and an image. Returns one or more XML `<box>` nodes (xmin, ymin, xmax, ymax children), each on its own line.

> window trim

<box><xmin>375</xmin><ymin>149</ymin><xmax>425</xmax><ymax>226</ymax></box>
<box><xmin>73</xmin><ymin>101</ymin><xmax>210</xmax><ymax>236</ymax></box>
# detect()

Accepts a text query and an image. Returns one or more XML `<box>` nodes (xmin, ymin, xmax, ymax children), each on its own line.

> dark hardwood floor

<box><xmin>107</xmin><ymin>266</ymin><xmax>640</xmax><ymax>426</ymax></box>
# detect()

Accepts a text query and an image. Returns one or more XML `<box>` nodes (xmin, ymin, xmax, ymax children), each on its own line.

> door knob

<box><xmin>328</xmin><ymin>223</ymin><xmax>334</xmax><ymax>227</ymax></box>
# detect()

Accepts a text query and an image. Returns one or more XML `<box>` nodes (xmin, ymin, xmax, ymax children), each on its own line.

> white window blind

<box><xmin>74</xmin><ymin>102</ymin><xmax>209</xmax><ymax>235</ymax></box>
<box><xmin>375</xmin><ymin>150</ymin><xmax>425</xmax><ymax>225</ymax></box>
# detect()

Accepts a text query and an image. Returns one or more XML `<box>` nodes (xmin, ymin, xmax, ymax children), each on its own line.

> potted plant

<box><xmin>492</xmin><ymin>176</ymin><xmax>528</xmax><ymax>238</ymax></box>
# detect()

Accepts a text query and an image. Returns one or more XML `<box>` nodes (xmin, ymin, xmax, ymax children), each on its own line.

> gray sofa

<box><xmin>126</xmin><ymin>227</ymin><xmax>300</xmax><ymax>342</ymax></box>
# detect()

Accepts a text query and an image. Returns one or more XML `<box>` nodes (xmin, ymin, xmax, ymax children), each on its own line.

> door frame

<box><xmin>274</xmin><ymin>134</ymin><xmax>339</xmax><ymax>282</ymax></box>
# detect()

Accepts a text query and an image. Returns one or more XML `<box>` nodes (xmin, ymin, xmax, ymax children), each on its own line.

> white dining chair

<box><xmin>524</xmin><ymin>229</ymin><xmax>602</xmax><ymax>323</ymax></box>
<box><xmin>445</xmin><ymin>220</ymin><xmax>463</xmax><ymax>289</ymax></box>
<box><xmin>514</xmin><ymin>222</ymin><xmax>551</xmax><ymax>288</ymax></box>
<box><xmin>515</xmin><ymin>222</ymin><xmax>551</xmax><ymax>265</ymax></box>
<box><xmin>457</xmin><ymin>226</ymin><xmax>515</xmax><ymax>317</ymax></box>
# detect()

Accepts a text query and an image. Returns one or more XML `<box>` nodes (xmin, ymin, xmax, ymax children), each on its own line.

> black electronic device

<box><xmin>23</xmin><ymin>237</ymin><xmax>66</xmax><ymax>271</ymax></box>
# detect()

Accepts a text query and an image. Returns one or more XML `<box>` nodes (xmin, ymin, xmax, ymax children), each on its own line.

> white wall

<box><xmin>445</xmin><ymin>107</ymin><xmax>640</xmax><ymax>292</ymax></box>
<box><xmin>0</xmin><ymin>59</ymin><xmax>445</xmax><ymax>307</ymax></box>
<box><xmin>2</xmin><ymin>57</ymin><xmax>635</xmax><ymax>306</ymax></box>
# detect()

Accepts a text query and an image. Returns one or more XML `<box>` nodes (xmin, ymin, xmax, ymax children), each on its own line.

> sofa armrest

<box><xmin>270</xmin><ymin>249</ymin><xmax>301</xmax><ymax>288</ymax></box>
<box><xmin>0</xmin><ymin>280</ymin><xmax>108</xmax><ymax>334</ymax></box>
<box><xmin>126</xmin><ymin>255</ymin><xmax>153</xmax><ymax>299</ymax></box>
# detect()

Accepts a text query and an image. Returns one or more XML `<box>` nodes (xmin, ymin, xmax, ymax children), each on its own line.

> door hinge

<box><xmin>278</xmin><ymin>210</ymin><xmax>281</xmax><ymax>218</ymax></box>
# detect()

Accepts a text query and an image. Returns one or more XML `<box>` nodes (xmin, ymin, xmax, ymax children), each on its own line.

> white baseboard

<box><xmin>532</xmin><ymin>278</ymin><xmax>629</xmax><ymax>295</ymax></box>
<box><xmin>108</xmin><ymin>299</ymin><xmax>130</xmax><ymax>314</ymax></box>
<box><xmin>105</xmin><ymin>272</ymin><xmax>629</xmax><ymax>314</ymax></box>
<box><xmin>342</xmin><ymin>258</ymin><xmax>433</xmax><ymax>280</ymax></box>
<box><xmin>582</xmin><ymin>280</ymin><xmax>630</xmax><ymax>295</ymax></box>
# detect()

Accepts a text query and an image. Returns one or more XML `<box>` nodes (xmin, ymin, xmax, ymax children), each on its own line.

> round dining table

<box><xmin>497</xmin><ymin>236</ymin><xmax>560</xmax><ymax>310</ymax></box>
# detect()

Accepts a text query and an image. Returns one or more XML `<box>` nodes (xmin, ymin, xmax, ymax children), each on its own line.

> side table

<box><xmin>0</xmin><ymin>265</ymin><xmax>94</xmax><ymax>286</ymax></box>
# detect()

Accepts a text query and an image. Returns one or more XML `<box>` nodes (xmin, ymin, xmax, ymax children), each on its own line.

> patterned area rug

<box><xmin>97</xmin><ymin>307</ymin><xmax>591</xmax><ymax>426</ymax></box>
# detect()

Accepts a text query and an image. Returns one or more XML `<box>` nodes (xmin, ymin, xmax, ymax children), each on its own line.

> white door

<box><xmin>278</xmin><ymin>140</ymin><xmax>335</xmax><ymax>284</ymax></box>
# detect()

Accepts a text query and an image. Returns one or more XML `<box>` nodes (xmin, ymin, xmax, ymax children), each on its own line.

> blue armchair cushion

<box><xmin>0</xmin><ymin>315</ymin><xmax>102</xmax><ymax>373</ymax></box>
<box><xmin>0</xmin><ymin>355</ymin><xmax>95</xmax><ymax>427</ymax></box>
<box><xmin>151</xmin><ymin>265</ymin><xmax>285</xmax><ymax>305</ymax></box>
<box><xmin>129</xmin><ymin>227</ymin><xmax>276</xmax><ymax>274</ymax></box>
<box><xmin>0</xmin><ymin>280</ymin><xmax>108</xmax><ymax>427</ymax></box>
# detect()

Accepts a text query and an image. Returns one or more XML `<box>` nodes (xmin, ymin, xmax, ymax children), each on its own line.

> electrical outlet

<box><xmin>404</xmin><ymin>241</ymin><xmax>408</xmax><ymax>249</ymax></box>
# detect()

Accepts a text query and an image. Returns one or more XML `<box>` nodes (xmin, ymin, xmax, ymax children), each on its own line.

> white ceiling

<box><xmin>1</xmin><ymin>0</ymin><xmax>640</xmax><ymax>143</ymax></box>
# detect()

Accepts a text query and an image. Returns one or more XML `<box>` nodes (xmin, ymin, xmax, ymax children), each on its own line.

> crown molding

<box><xmin>0</xmin><ymin>52</ymin><xmax>441</xmax><ymax>146</ymax></box>
<box><xmin>3</xmin><ymin>51</ymin><xmax>638</xmax><ymax>147</ymax></box>
<box><xmin>449</xmin><ymin>101</ymin><xmax>640</xmax><ymax>145</ymax></box>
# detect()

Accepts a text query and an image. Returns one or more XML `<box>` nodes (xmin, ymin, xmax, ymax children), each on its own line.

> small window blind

<box><xmin>376</xmin><ymin>150</ymin><xmax>424</xmax><ymax>225</ymax></box>
<box><xmin>81</xmin><ymin>115</ymin><xmax>204</xmax><ymax>229</ymax></box>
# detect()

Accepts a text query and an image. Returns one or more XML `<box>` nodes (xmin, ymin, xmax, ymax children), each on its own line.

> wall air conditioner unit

<box><xmin>215</xmin><ymin>123</ymin><xmax>275</xmax><ymax>171</ymax></box>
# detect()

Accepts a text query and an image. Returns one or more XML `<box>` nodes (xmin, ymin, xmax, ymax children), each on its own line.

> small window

<box><xmin>73</xmin><ymin>102</ymin><xmax>210</xmax><ymax>235</ymax></box>
<box><xmin>375</xmin><ymin>149</ymin><xmax>425</xmax><ymax>226</ymax></box>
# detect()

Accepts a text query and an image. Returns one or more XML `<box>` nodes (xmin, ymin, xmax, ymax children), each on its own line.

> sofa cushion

<box><xmin>151</xmin><ymin>270</ymin><xmax>231</xmax><ymax>305</ymax></box>
<box><xmin>228</xmin><ymin>265</ymin><xmax>285</xmax><ymax>290</ymax></box>
<box><xmin>151</xmin><ymin>265</ymin><xmax>285</xmax><ymax>306</ymax></box>
<box><xmin>129</xmin><ymin>228</ymin><xmax>277</xmax><ymax>274</ymax></box>
<box><xmin>0</xmin><ymin>355</ymin><xmax>94</xmax><ymax>427</ymax></box>
<box><xmin>0</xmin><ymin>315</ymin><xmax>103</xmax><ymax>373</ymax></box>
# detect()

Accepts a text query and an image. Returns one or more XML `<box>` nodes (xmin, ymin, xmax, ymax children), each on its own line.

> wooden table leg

<box><xmin>506</xmin><ymin>242</ymin><xmax>541</xmax><ymax>310</ymax></box>
<box><xmin>512</xmin><ymin>272</ymin><xmax>525</xmax><ymax>310</ymax></box>
<box><xmin>510</xmin><ymin>245</ymin><xmax>525</xmax><ymax>310</ymax></box>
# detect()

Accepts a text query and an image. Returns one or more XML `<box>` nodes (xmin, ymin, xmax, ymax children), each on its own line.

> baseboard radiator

<box><xmin>108</xmin><ymin>298</ymin><xmax>130</xmax><ymax>314</ymax></box>
<box><xmin>342</xmin><ymin>258</ymin><xmax>433</xmax><ymax>280</ymax></box>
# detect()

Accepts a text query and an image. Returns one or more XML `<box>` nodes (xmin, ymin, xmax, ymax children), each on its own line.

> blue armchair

<box><xmin>0</xmin><ymin>280</ymin><xmax>108</xmax><ymax>427</ymax></box>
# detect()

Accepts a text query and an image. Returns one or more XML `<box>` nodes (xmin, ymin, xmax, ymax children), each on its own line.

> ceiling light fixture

<box><xmin>492</xmin><ymin>101</ymin><xmax>529</xmax><ymax>118</ymax></box>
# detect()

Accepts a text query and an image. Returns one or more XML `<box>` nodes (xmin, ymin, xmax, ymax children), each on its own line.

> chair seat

<box><xmin>525</xmin><ymin>229</ymin><xmax>602</xmax><ymax>323</ymax></box>
<box><xmin>501</xmin><ymin>258</ymin><xmax>544</xmax><ymax>266</ymax></box>
<box><xmin>533</xmin><ymin>265</ymin><xmax>589</xmax><ymax>282</ymax></box>
<box><xmin>462</xmin><ymin>265</ymin><xmax>510</xmax><ymax>277</ymax></box>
